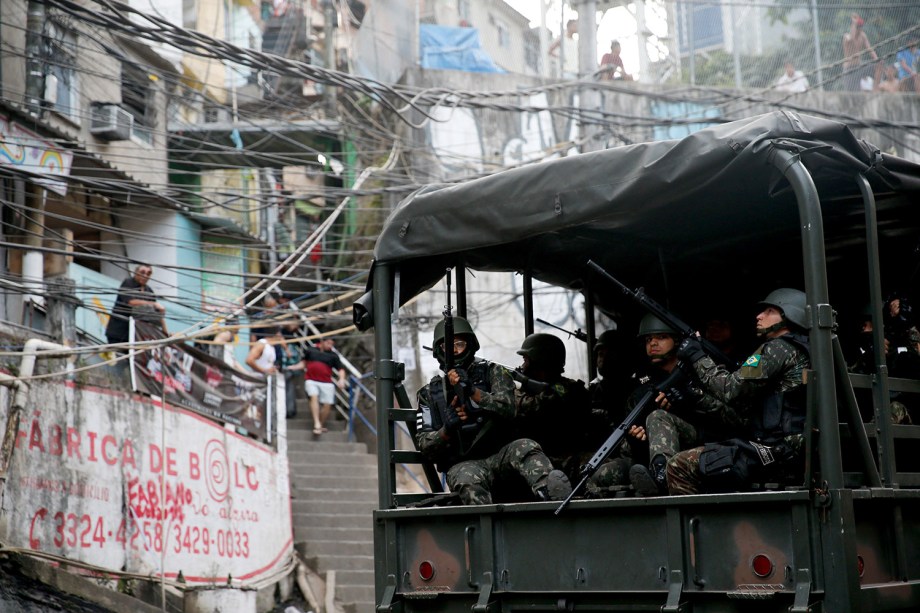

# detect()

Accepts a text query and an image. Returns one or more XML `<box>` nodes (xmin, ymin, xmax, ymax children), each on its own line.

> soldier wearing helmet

<box><xmin>589</xmin><ymin>329</ymin><xmax>631</xmax><ymax>431</ymax></box>
<box><xmin>512</xmin><ymin>333</ymin><xmax>592</xmax><ymax>482</ymax></box>
<box><xmin>415</xmin><ymin>317</ymin><xmax>572</xmax><ymax>504</ymax></box>
<box><xmin>668</xmin><ymin>289</ymin><xmax>811</xmax><ymax>495</ymax></box>
<box><xmin>627</xmin><ymin>315</ymin><xmax>735</xmax><ymax>497</ymax></box>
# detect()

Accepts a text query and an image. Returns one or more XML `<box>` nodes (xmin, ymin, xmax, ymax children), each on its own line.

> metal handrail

<box><xmin>346</xmin><ymin>372</ymin><xmax>429</xmax><ymax>492</ymax></box>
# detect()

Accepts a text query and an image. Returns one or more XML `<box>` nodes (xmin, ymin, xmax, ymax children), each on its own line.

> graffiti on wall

<box><xmin>427</xmin><ymin>92</ymin><xmax>580</xmax><ymax>178</ymax></box>
<box><xmin>6</xmin><ymin>380</ymin><xmax>291</xmax><ymax>583</ymax></box>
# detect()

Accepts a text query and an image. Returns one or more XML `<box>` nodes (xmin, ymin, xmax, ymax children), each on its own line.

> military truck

<box><xmin>353</xmin><ymin>111</ymin><xmax>920</xmax><ymax>612</ymax></box>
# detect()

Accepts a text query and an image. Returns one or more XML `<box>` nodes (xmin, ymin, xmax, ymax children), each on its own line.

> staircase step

<box><xmin>287</xmin><ymin>450</ymin><xmax>376</xmax><ymax>466</ymax></box>
<box><xmin>289</xmin><ymin>462</ymin><xmax>377</xmax><ymax>478</ymax></box>
<box><xmin>291</xmin><ymin>486</ymin><xmax>378</xmax><ymax>502</ymax></box>
<box><xmin>307</xmin><ymin>554</ymin><xmax>375</xmax><ymax>572</ymax></box>
<box><xmin>284</xmin><ymin>407</ymin><xmax>376</xmax><ymax>613</ymax></box>
<box><xmin>334</xmin><ymin>585</ymin><xmax>375</xmax><ymax>605</ymax></box>
<box><xmin>333</xmin><ymin>570</ymin><xmax>375</xmax><ymax>588</ymax></box>
<box><xmin>285</xmin><ymin>429</ymin><xmax>351</xmax><ymax>442</ymax></box>
<box><xmin>291</xmin><ymin>475</ymin><xmax>377</xmax><ymax>489</ymax></box>
<box><xmin>284</xmin><ymin>436</ymin><xmax>367</xmax><ymax>452</ymax></box>
<box><xmin>292</xmin><ymin>513</ymin><xmax>372</xmax><ymax>529</ymax></box>
<box><xmin>297</xmin><ymin>540</ymin><xmax>373</xmax><ymax>557</ymax></box>
<box><xmin>292</xmin><ymin>499</ymin><xmax>377</xmax><ymax>515</ymax></box>
<box><xmin>345</xmin><ymin>601</ymin><xmax>375</xmax><ymax>613</ymax></box>
<box><xmin>294</xmin><ymin>526</ymin><xmax>373</xmax><ymax>542</ymax></box>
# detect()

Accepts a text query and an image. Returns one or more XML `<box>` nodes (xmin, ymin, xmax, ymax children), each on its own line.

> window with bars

<box><xmin>121</xmin><ymin>64</ymin><xmax>155</xmax><ymax>144</ymax></box>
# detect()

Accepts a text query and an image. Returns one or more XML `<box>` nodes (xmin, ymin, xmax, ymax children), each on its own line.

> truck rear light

<box><xmin>751</xmin><ymin>553</ymin><xmax>774</xmax><ymax>578</ymax></box>
<box><xmin>857</xmin><ymin>555</ymin><xmax>865</xmax><ymax>578</ymax></box>
<box><xmin>418</xmin><ymin>560</ymin><xmax>436</xmax><ymax>581</ymax></box>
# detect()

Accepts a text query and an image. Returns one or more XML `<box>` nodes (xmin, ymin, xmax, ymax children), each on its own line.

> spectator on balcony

<box><xmin>775</xmin><ymin>60</ymin><xmax>809</xmax><ymax>93</ymax></box>
<box><xmin>842</xmin><ymin>13</ymin><xmax>877</xmax><ymax>91</ymax></box>
<box><xmin>896</xmin><ymin>40</ymin><xmax>920</xmax><ymax>93</ymax></box>
<box><xmin>600</xmin><ymin>40</ymin><xmax>632</xmax><ymax>81</ymax></box>
<box><xmin>876</xmin><ymin>64</ymin><xmax>901</xmax><ymax>93</ymax></box>
<box><xmin>105</xmin><ymin>263</ymin><xmax>166</xmax><ymax>349</ymax></box>
<box><xmin>549</xmin><ymin>19</ymin><xmax>578</xmax><ymax>79</ymax></box>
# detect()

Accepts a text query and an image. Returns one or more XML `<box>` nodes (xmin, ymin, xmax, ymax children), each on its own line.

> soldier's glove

<box><xmin>677</xmin><ymin>337</ymin><xmax>706</xmax><ymax>364</ymax></box>
<box><xmin>455</xmin><ymin>368</ymin><xmax>471</xmax><ymax>390</ymax></box>
<box><xmin>443</xmin><ymin>409</ymin><xmax>463</xmax><ymax>433</ymax></box>
<box><xmin>662</xmin><ymin>385</ymin><xmax>686</xmax><ymax>407</ymax></box>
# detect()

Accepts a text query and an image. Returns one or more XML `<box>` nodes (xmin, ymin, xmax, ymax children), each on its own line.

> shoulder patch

<box><xmin>744</xmin><ymin>354</ymin><xmax>762</xmax><ymax>367</ymax></box>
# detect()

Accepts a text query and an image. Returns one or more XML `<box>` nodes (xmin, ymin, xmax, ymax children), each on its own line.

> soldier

<box><xmin>513</xmin><ymin>333</ymin><xmax>592</xmax><ymax>481</ymax></box>
<box><xmin>415</xmin><ymin>318</ymin><xmax>572</xmax><ymax>505</ymax></box>
<box><xmin>886</xmin><ymin>293</ymin><xmax>920</xmax><ymax>376</ymax></box>
<box><xmin>589</xmin><ymin>329</ymin><xmax>631</xmax><ymax>431</ymax></box>
<box><xmin>667</xmin><ymin>289</ymin><xmax>810</xmax><ymax>495</ymax></box>
<box><xmin>628</xmin><ymin>315</ymin><xmax>736</xmax><ymax>496</ymax></box>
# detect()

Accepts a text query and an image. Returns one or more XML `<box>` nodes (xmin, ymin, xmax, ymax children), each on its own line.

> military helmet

<box><xmin>432</xmin><ymin>317</ymin><xmax>480</xmax><ymax>369</ymax></box>
<box><xmin>758</xmin><ymin>288</ymin><xmax>807</xmax><ymax>329</ymax></box>
<box><xmin>637</xmin><ymin>314</ymin><xmax>678</xmax><ymax>337</ymax></box>
<box><xmin>594</xmin><ymin>329</ymin><xmax>619</xmax><ymax>356</ymax></box>
<box><xmin>517</xmin><ymin>333</ymin><xmax>565</xmax><ymax>372</ymax></box>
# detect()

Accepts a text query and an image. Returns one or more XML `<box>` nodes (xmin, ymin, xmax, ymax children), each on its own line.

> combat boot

<box><xmin>630</xmin><ymin>455</ymin><xmax>668</xmax><ymax>496</ymax></box>
<box><xmin>536</xmin><ymin>469</ymin><xmax>573</xmax><ymax>501</ymax></box>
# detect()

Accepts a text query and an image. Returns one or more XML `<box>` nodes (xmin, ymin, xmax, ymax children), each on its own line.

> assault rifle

<box><xmin>536</xmin><ymin>318</ymin><xmax>588</xmax><ymax>343</ymax></box>
<box><xmin>442</xmin><ymin>268</ymin><xmax>466</xmax><ymax>409</ymax></box>
<box><xmin>555</xmin><ymin>366</ymin><xmax>686</xmax><ymax>514</ymax></box>
<box><xmin>586</xmin><ymin>260</ymin><xmax>737</xmax><ymax>368</ymax></box>
<box><xmin>422</xmin><ymin>346</ymin><xmax>550</xmax><ymax>397</ymax></box>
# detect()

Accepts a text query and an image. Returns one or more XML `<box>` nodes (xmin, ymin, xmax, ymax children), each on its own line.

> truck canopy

<box><xmin>363</xmin><ymin>111</ymin><xmax>920</xmax><ymax>319</ymax></box>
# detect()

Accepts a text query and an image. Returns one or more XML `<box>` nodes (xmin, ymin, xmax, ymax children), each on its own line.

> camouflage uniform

<box><xmin>667</xmin><ymin>335</ymin><xmax>809</xmax><ymax>495</ymax></box>
<box><xmin>446</xmin><ymin>438</ymin><xmax>558</xmax><ymax>504</ymax></box>
<box><xmin>416</xmin><ymin>360</ymin><xmax>562</xmax><ymax>504</ymax></box>
<box><xmin>643</xmin><ymin>367</ymin><xmax>740</xmax><ymax>462</ymax></box>
<box><xmin>513</xmin><ymin>376</ymin><xmax>592</xmax><ymax>480</ymax></box>
<box><xmin>583</xmin><ymin>375</ymin><xmax>654</xmax><ymax>496</ymax></box>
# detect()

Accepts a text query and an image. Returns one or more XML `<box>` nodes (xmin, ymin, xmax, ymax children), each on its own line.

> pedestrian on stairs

<box><xmin>287</xmin><ymin>337</ymin><xmax>346</xmax><ymax>435</ymax></box>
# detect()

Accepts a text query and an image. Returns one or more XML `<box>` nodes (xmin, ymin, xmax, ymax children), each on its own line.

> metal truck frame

<box><xmin>355</xmin><ymin>112</ymin><xmax>920</xmax><ymax>612</ymax></box>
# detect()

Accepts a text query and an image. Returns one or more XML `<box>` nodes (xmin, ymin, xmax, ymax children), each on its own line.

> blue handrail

<box><xmin>347</xmin><ymin>373</ymin><xmax>429</xmax><ymax>492</ymax></box>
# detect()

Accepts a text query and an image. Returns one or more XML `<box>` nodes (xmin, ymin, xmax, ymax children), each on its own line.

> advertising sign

<box><xmin>131</xmin><ymin>321</ymin><xmax>269</xmax><ymax>441</ymax></box>
<box><xmin>1</xmin><ymin>380</ymin><xmax>292</xmax><ymax>583</ymax></box>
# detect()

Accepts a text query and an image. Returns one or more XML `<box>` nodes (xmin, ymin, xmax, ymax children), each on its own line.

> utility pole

<box><xmin>323</xmin><ymin>0</ymin><xmax>337</xmax><ymax>115</ymax></box>
<box><xmin>25</xmin><ymin>0</ymin><xmax>46</xmax><ymax>115</ymax></box>
<box><xmin>576</xmin><ymin>0</ymin><xmax>601</xmax><ymax>152</ymax></box>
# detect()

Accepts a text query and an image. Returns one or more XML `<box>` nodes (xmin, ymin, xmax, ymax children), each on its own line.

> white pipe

<box><xmin>0</xmin><ymin>339</ymin><xmax>71</xmax><ymax>479</ymax></box>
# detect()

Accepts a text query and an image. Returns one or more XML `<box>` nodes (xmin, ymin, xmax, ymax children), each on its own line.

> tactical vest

<box><xmin>426</xmin><ymin>359</ymin><xmax>505</xmax><ymax>469</ymax></box>
<box><xmin>751</xmin><ymin>332</ymin><xmax>810</xmax><ymax>445</ymax></box>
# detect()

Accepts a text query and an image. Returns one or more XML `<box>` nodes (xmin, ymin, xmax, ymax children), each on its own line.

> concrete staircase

<box><xmin>286</xmin><ymin>404</ymin><xmax>377</xmax><ymax>613</ymax></box>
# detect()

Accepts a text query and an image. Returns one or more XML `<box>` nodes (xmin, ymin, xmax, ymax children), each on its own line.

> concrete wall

<box><xmin>0</xmin><ymin>376</ymin><xmax>292</xmax><ymax>585</ymax></box>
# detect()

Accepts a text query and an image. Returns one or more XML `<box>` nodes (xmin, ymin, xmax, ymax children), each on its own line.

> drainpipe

<box><xmin>0</xmin><ymin>339</ymin><xmax>72</xmax><ymax>482</ymax></box>
<box><xmin>25</xmin><ymin>0</ymin><xmax>46</xmax><ymax>115</ymax></box>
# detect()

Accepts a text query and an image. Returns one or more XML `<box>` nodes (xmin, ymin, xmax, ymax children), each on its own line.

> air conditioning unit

<box><xmin>89</xmin><ymin>103</ymin><xmax>133</xmax><ymax>141</ymax></box>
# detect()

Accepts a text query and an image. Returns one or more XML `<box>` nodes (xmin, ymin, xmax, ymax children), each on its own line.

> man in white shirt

<box><xmin>548</xmin><ymin>19</ymin><xmax>578</xmax><ymax>78</ymax></box>
<box><xmin>775</xmin><ymin>61</ymin><xmax>809</xmax><ymax>93</ymax></box>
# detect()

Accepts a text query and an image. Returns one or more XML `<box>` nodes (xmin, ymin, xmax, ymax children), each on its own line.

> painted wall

<box><xmin>0</xmin><ymin>377</ymin><xmax>292</xmax><ymax>583</ymax></box>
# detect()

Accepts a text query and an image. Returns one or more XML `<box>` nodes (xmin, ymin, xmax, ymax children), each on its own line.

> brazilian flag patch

<box><xmin>744</xmin><ymin>354</ymin><xmax>762</xmax><ymax>367</ymax></box>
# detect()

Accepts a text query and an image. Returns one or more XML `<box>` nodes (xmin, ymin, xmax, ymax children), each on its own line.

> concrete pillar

<box><xmin>45</xmin><ymin>276</ymin><xmax>79</xmax><ymax>346</ymax></box>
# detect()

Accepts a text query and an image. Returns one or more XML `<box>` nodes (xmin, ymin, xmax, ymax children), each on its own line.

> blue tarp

<box><xmin>419</xmin><ymin>25</ymin><xmax>505</xmax><ymax>73</ymax></box>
